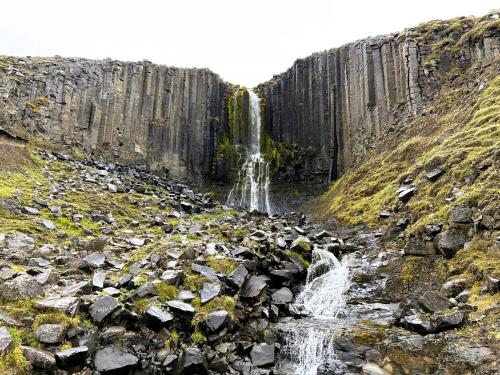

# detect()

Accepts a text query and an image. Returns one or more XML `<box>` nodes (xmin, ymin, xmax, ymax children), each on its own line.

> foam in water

<box><xmin>278</xmin><ymin>248</ymin><xmax>351</xmax><ymax>374</ymax></box>
<box><xmin>227</xmin><ymin>89</ymin><xmax>271</xmax><ymax>213</ymax></box>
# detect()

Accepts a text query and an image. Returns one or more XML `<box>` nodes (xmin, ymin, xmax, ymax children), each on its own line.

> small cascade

<box><xmin>277</xmin><ymin>248</ymin><xmax>351</xmax><ymax>374</ymax></box>
<box><xmin>226</xmin><ymin>89</ymin><xmax>272</xmax><ymax>213</ymax></box>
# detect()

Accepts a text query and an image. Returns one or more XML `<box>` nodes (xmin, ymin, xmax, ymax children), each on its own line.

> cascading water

<box><xmin>226</xmin><ymin>89</ymin><xmax>272</xmax><ymax>214</ymax></box>
<box><xmin>277</xmin><ymin>248</ymin><xmax>351</xmax><ymax>375</ymax></box>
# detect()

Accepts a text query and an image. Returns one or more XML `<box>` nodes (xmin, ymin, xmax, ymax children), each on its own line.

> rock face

<box><xmin>0</xmin><ymin>58</ymin><xmax>229</xmax><ymax>181</ymax></box>
<box><xmin>257</xmin><ymin>19</ymin><xmax>500</xmax><ymax>183</ymax></box>
<box><xmin>1</xmin><ymin>15</ymin><xmax>498</xmax><ymax>186</ymax></box>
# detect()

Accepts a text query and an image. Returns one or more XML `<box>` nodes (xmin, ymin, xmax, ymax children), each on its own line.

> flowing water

<box><xmin>226</xmin><ymin>89</ymin><xmax>272</xmax><ymax>214</ymax></box>
<box><xmin>277</xmin><ymin>249</ymin><xmax>351</xmax><ymax>375</ymax></box>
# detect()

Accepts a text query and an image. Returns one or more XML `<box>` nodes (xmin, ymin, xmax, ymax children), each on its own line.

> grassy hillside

<box><xmin>308</xmin><ymin>63</ymin><xmax>499</xmax><ymax>232</ymax></box>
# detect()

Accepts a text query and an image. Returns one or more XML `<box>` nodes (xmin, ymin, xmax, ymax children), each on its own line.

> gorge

<box><xmin>0</xmin><ymin>9</ymin><xmax>498</xmax><ymax>375</ymax></box>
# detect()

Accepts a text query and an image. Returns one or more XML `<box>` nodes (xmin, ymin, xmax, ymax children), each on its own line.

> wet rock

<box><xmin>0</xmin><ymin>274</ymin><xmax>43</xmax><ymax>300</ymax></box>
<box><xmin>271</xmin><ymin>287</ymin><xmax>293</xmax><ymax>305</ymax></box>
<box><xmin>441</xmin><ymin>279</ymin><xmax>468</xmax><ymax>297</ymax></box>
<box><xmin>145</xmin><ymin>306</ymin><xmax>173</xmax><ymax>330</ymax></box>
<box><xmin>291</xmin><ymin>236</ymin><xmax>312</xmax><ymax>253</ymax></box>
<box><xmin>250</xmin><ymin>343</ymin><xmax>275</xmax><ymax>367</ymax></box>
<box><xmin>418</xmin><ymin>291</ymin><xmax>454</xmax><ymax>313</ymax></box>
<box><xmin>21</xmin><ymin>346</ymin><xmax>56</xmax><ymax>370</ymax></box>
<box><xmin>94</xmin><ymin>346</ymin><xmax>139</xmax><ymax>374</ymax></box>
<box><xmin>436</xmin><ymin>230</ymin><xmax>468</xmax><ymax>258</ymax></box>
<box><xmin>176</xmin><ymin>347</ymin><xmax>208</xmax><ymax>374</ymax></box>
<box><xmin>0</xmin><ymin>326</ymin><xmax>13</xmax><ymax>354</ymax></box>
<box><xmin>426</xmin><ymin>168</ymin><xmax>444</xmax><ymax>181</ymax></box>
<box><xmin>34</xmin><ymin>296</ymin><xmax>80</xmax><ymax>316</ymax></box>
<box><xmin>449</xmin><ymin>206</ymin><xmax>473</xmax><ymax>224</ymax></box>
<box><xmin>240</xmin><ymin>275</ymin><xmax>267</xmax><ymax>300</ymax></box>
<box><xmin>55</xmin><ymin>346</ymin><xmax>88</xmax><ymax>369</ymax></box>
<box><xmin>227</xmin><ymin>264</ymin><xmax>248</xmax><ymax>288</ymax></box>
<box><xmin>35</xmin><ymin>324</ymin><xmax>66</xmax><ymax>344</ymax></box>
<box><xmin>200</xmin><ymin>282</ymin><xmax>220</xmax><ymax>304</ymax></box>
<box><xmin>90</xmin><ymin>296</ymin><xmax>120</xmax><ymax>325</ymax></box>
<box><xmin>201</xmin><ymin>310</ymin><xmax>229</xmax><ymax>334</ymax></box>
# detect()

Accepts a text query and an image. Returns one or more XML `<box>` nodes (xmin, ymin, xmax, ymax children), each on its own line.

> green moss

<box><xmin>183</xmin><ymin>273</ymin><xmax>209</xmax><ymax>292</ymax></box>
<box><xmin>190</xmin><ymin>328</ymin><xmax>206</xmax><ymax>345</ymax></box>
<box><xmin>0</xmin><ymin>346</ymin><xmax>30</xmax><ymax>373</ymax></box>
<box><xmin>165</xmin><ymin>330</ymin><xmax>179</xmax><ymax>349</ymax></box>
<box><xmin>132</xmin><ymin>297</ymin><xmax>151</xmax><ymax>314</ymax></box>
<box><xmin>287</xmin><ymin>251</ymin><xmax>310</xmax><ymax>268</ymax></box>
<box><xmin>207</xmin><ymin>256</ymin><xmax>238</xmax><ymax>275</ymax></box>
<box><xmin>32</xmin><ymin>312</ymin><xmax>80</xmax><ymax>330</ymax></box>
<box><xmin>308</xmin><ymin>71</ymin><xmax>500</xmax><ymax>231</ymax></box>
<box><xmin>155</xmin><ymin>283</ymin><xmax>179</xmax><ymax>302</ymax></box>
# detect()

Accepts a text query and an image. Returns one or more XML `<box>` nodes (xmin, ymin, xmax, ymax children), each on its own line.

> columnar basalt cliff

<box><xmin>258</xmin><ymin>12</ymin><xmax>500</xmax><ymax>183</ymax></box>
<box><xmin>0</xmin><ymin>12</ymin><xmax>499</xmax><ymax>184</ymax></box>
<box><xmin>0</xmin><ymin>57</ymin><xmax>229</xmax><ymax>181</ymax></box>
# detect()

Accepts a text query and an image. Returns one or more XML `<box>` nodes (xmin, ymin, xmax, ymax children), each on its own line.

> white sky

<box><xmin>0</xmin><ymin>0</ymin><xmax>497</xmax><ymax>87</ymax></box>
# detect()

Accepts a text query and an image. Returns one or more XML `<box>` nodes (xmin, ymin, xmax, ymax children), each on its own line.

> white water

<box><xmin>278</xmin><ymin>248</ymin><xmax>351</xmax><ymax>375</ymax></box>
<box><xmin>226</xmin><ymin>89</ymin><xmax>272</xmax><ymax>214</ymax></box>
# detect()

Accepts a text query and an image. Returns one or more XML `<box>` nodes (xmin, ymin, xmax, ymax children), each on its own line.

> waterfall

<box><xmin>226</xmin><ymin>89</ymin><xmax>272</xmax><ymax>214</ymax></box>
<box><xmin>277</xmin><ymin>248</ymin><xmax>351</xmax><ymax>374</ymax></box>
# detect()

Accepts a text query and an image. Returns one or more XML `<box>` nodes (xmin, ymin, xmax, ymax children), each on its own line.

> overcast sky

<box><xmin>0</xmin><ymin>1</ymin><xmax>497</xmax><ymax>86</ymax></box>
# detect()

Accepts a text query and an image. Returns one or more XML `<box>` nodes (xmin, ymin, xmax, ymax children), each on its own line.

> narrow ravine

<box><xmin>276</xmin><ymin>249</ymin><xmax>351</xmax><ymax>374</ymax></box>
<box><xmin>226</xmin><ymin>89</ymin><xmax>272</xmax><ymax>214</ymax></box>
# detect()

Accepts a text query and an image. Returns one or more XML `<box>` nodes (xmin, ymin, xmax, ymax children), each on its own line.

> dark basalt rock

<box><xmin>426</xmin><ymin>168</ymin><xmax>444</xmax><ymax>181</ymax></box>
<box><xmin>201</xmin><ymin>310</ymin><xmax>229</xmax><ymax>334</ymax></box>
<box><xmin>145</xmin><ymin>306</ymin><xmax>174</xmax><ymax>330</ymax></box>
<box><xmin>240</xmin><ymin>275</ymin><xmax>267</xmax><ymax>300</ymax></box>
<box><xmin>0</xmin><ymin>327</ymin><xmax>13</xmax><ymax>354</ymax></box>
<box><xmin>0</xmin><ymin>274</ymin><xmax>43</xmax><ymax>301</ymax></box>
<box><xmin>250</xmin><ymin>343</ymin><xmax>275</xmax><ymax>367</ymax></box>
<box><xmin>35</xmin><ymin>324</ymin><xmax>66</xmax><ymax>344</ymax></box>
<box><xmin>94</xmin><ymin>346</ymin><xmax>139</xmax><ymax>374</ymax></box>
<box><xmin>418</xmin><ymin>291</ymin><xmax>454</xmax><ymax>313</ymax></box>
<box><xmin>436</xmin><ymin>230</ymin><xmax>468</xmax><ymax>258</ymax></box>
<box><xmin>200</xmin><ymin>282</ymin><xmax>220</xmax><ymax>304</ymax></box>
<box><xmin>271</xmin><ymin>287</ymin><xmax>293</xmax><ymax>305</ymax></box>
<box><xmin>175</xmin><ymin>347</ymin><xmax>209</xmax><ymax>375</ymax></box>
<box><xmin>167</xmin><ymin>300</ymin><xmax>196</xmax><ymax>316</ymax></box>
<box><xmin>90</xmin><ymin>296</ymin><xmax>120</xmax><ymax>325</ymax></box>
<box><xmin>55</xmin><ymin>346</ymin><xmax>88</xmax><ymax>369</ymax></box>
<box><xmin>21</xmin><ymin>346</ymin><xmax>56</xmax><ymax>370</ymax></box>
<box><xmin>227</xmin><ymin>264</ymin><xmax>248</xmax><ymax>288</ymax></box>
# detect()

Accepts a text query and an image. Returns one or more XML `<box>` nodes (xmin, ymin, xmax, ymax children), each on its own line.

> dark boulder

<box><xmin>94</xmin><ymin>346</ymin><xmax>139</xmax><ymax>374</ymax></box>
<box><xmin>90</xmin><ymin>296</ymin><xmax>120</xmax><ymax>325</ymax></box>
<box><xmin>240</xmin><ymin>275</ymin><xmax>267</xmax><ymax>300</ymax></box>
<box><xmin>418</xmin><ymin>291</ymin><xmax>454</xmax><ymax>313</ymax></box>
<box><xmin>250</xmin><ymin>343</ymin><xmax>275</xmax><ymax>367</ymax></box>
<box><xmin>175</xmin><ymin>347</ymin><xmax>209</xmax><ymax>374</ymax></box>
<box><xmin>201</xmin><ymin>310</ymin><xmax>229</xmax><ymax>334</ymax></box>
<box><xmin>55</xmin><ymin>346</ymin><xmax>88</xmax><ymax>369</ymax></box>
<box><xmin>436</xmin><ymin>230</ymin><xmax>468</xmax><ymax>258</ymax></box>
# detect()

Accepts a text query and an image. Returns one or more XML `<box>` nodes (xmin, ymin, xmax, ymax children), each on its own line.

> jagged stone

<box><xmin>290</xmin><ymin>236</ymin><xmax>312</xmax><ymax>253</ymax></box>
<box><xmin>145</xmin><ymin>306</ymin><xmax>173</xmax><ymax>330</ymax></box>
<box><xmin>201</xmin><ymin>310</ymin><xmax>229</xmax><ymax>334</ymax></box>
<box><xmin>55</xmin><ymin>346</ymin><xmax>88</xmax><ymax>369</ymax></box>
<box><xmin>227</xmin><ymin>264</ymin><xmax>248</xmax><ymax>288</ymax></box>
<box><xmin>436</xmin><ymin>231</ymin><xmax>468</xmax><ymax>258</ymax></box>
<box><xmin>167</xmin><ymin>300</ymin><xmax>195</xmax><ymax>316</ymax></box>
<box><xmin>34</xmin><ymin>296</ymin><xmax>80</xmax><ymax>316</ymax></box>
<box><xmin>0</xmin><ymin>326</ymin><xmax>13</xmax><ymax>354</ymax></box>
<box><xmin>90</xmin><ymin>296</ymin><xmax>120</xmax><ymax>325</ymax></box>
<box><xmin>21</xmin><ymin>346</ymin><xmax>56</xmax><ymax>370</ymax></box>
<box><xmin>200</xmin><ymin>282</ymin><xmax>220</xmax><ymax>304</ymax></box>
<box><xmin>418</xmin><ymin>291</ymin><xmax>454</xmax><ymax>313</ymax></box>
<box><xmin>271</xmin><ymin>287</ymin><xmax>293</xmax><ymax>305</ymax></box>
<box><xmin>250</xmin><ymin>343</ymin><xmax>275</xmax><ymax>367</ymax></box>
<box><xmin>240</xmin><ymin>275</ymin><xmax>267</xmax><ymax>299</ymax></box>
<box><xmin>35</xmin><ymin>324</ymin><xmax>66</xmax><ymax>344</ymax></box>
<box><xmin>94</xmin><ymin>346</ymin><xmax>139</xmax><ymax>374</ymax></box>
<box><xmin>176</xmin><ymin>347</ymin><xmax>208</xmax><ymax>374</ymax></box>
<box><xmin>0</xmin><ymin>274</ymin><xmax>43</xmax><ymax>301</ymax></box>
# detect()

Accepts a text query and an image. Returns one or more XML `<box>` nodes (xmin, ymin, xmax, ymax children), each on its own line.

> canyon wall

<box><xmin>258</xmin><ymin>13</ymin><xmax>500</xmax><ymax>183</ymax></box>
<box><xmin>0</xmin><ymin>57</ymin><xmax>229</xmax><ymax>181</ymax></box>
<box><xmin>0</xmin><ymin>12</ymin><xmax>499</xmax><ymax>183</ymax></box>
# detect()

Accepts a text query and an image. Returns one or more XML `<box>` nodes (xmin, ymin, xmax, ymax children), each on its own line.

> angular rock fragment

<box><xmin>90</xmin><ymin>296</ymin><xmax>120</xmax><ymax>325</ymax></box>
<box><xmin>94</xmin><ymin>346</ymin><xmax>139</xmax><ymax>374</ymax></box>
<box><xmin>176</xmin><ymin>347</ymin><xmax>208</xmax><ymax>374</ymax></box>
<box><xmin>34</xmin><ymin>296</ymin><xmax>80</xmax><ymax>316</ymax></box>
<box><xmin>250</xmin><ymin>343</ymin><xmax>275</xmax><ymax>367</ymax></box>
